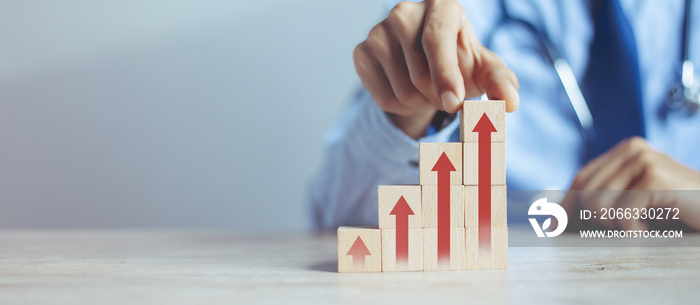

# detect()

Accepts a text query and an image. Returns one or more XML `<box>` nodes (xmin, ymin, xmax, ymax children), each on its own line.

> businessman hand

<box><xmin>562</xmin><ymin>137</ymin><xmax>700</xmax><ymax>231</ymax></box>
<box><xmin>353</xmin><ymin>0</ymin><xmax>519</xmax><ymax>139</ymax></box>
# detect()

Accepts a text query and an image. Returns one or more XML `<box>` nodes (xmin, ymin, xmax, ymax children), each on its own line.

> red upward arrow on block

<box><xmin>347</xmin><ymin>236</ymin><xmax>371</xmax><ymax>267</ymax></box>
<box><xmin>473</xmin><ymin>113</ymin><xmax>497</xmax><ymax>252</ymax></box>
<box><xmin>432</xmin><ymin>152</ymin><xmax>456</xmax><ymax>263</ymax></box>
<box><xmin>390</xmin><ymin>196</ymin><xmax>414</xmax><ymax>263</ymax></box>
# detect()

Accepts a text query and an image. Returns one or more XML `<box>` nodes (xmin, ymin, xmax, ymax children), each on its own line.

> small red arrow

<box><xmin>473</xmin><ymin>113</ymin><xmax>497</xmax><ymax>251</ymax></box>
<box><xmin>347</xmin><ymin>236</ymin><xmax>371</xmax><ymax>267</ymax></box>
<box><xmin>390</xmin><ymin>196</ymin><xmax>414</xmax><ymax>263</ymax></box>
<box><xmin>432</xmin><ymin>152</ymin><xmax>456</xmax><ymax>263</ymax></box>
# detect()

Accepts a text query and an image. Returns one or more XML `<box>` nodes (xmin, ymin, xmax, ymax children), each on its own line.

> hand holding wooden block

<box><xmin>338</xmin><ymin>227</ymin><xmax>382</xmax><ymax>273</ymax></box>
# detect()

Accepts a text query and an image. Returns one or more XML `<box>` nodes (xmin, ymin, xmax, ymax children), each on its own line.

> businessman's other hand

<box><xmin>562</xmin><ymin>137</ymin><xmax>700</xmax><ymax>231</ymax></box>
<box><xmin>353</xmin><ymin>0</ymin><xmax>519</xmax><ymax>139</ymax></box>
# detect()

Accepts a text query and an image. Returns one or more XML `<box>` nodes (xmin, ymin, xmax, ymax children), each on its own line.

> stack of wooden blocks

<box><xmin>338</xmin><ymin>101</ymin><xmax>507</xmax><ymax>273</ymax></box>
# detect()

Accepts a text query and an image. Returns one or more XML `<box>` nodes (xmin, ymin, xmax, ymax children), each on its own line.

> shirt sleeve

<box><xmin>307</xmin><ymin>89</ymin><xmax>459</xmax><ymax>231</ymax></box>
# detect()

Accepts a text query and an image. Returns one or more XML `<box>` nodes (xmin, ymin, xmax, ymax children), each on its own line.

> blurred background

<box><xmin>0</xmin><ymin>0</ymin><xmax>384</xmax><ymax>230</ymax></box>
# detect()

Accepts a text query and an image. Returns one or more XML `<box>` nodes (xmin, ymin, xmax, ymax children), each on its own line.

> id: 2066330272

<box><xmin>580</xmin><ymin>208</ymin><xmax>680</xmax><ymax>221</ymax></box>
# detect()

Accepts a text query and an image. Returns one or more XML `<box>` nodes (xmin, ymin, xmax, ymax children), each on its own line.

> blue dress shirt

<box><xmin>309</xmin><ymin>0</ymin><xmax>700</xmax><ymax>230</ymax></box>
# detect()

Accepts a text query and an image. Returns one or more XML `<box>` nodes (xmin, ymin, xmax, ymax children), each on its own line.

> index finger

<box><xmin>421</xmin><ymin>0</ymin><xmax>466</xmax><ymax>112</ymax></box>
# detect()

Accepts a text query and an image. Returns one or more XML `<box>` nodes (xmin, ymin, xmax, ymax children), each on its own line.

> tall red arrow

<box><xmin>390</xmin><ymin>196</ymin><xmax>414</xmax><ymax>263</ymax></box>
<box><xmin>473</xmin><ymin>113</ymin><xmax>497</xmax><ymax>251</ymax></box>
<box><xmin>432</xmin><ymin>152</ymin><xmax>456</xmax><ymax>263</ymax></box>
<box><xmin>347</xmin><ymin>236</ymin><xmax>371</xmax><ymax>267</ymax></box>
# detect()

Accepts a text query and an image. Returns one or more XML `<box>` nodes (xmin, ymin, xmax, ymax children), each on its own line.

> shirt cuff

<box><xmin>347</xmin><ymin>92</ymin><xmax>461</xmax><ymax>181</ymax></box>
<box><xmin>421</xmin><ymin>112</ymin><xmax>460</xmax><ymax>143</ymax></box>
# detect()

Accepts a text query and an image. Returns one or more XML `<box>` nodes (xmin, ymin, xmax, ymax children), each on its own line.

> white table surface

<box><xmin>0</xmin><ymin>228</ymin><xmax>698</xmax><ymax>304</ymax></box>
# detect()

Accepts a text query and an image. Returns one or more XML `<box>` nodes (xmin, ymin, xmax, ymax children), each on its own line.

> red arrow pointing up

<box><xmin>473</xmin><ymin>113</ymin><xmax>497</xmax><ymax>251</ymax></box>
<box><xmin>432</xmin><ymin>152</ymin><xmax>456</xmax><ymax>263</ymax></box>
<box><xmin>347</xmin><ymin>236</ymin><xmax>371</xmax><ymax>267</ymax></box>
<box><xmin>390</xmin><ymin>196</ymin><xmax>414</xmax><ymax>263</ymax></box>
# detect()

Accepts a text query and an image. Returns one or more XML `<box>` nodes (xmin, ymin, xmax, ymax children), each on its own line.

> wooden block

<box><xmin>465</xmin><ymin>228</ymin><xmax>478</xmax><ymax>270</ymax></box>
<box><xmin>492</xmin><ymin>227</ymin><xmax>508</xmax><ymax>269</ymax></box>
<box><xmin>378</xmin><ymin>185</ymin><xmax>422</xmax><ymax>229</ymax></box>
<box><xmin>466</xmin><ymin>227</ymin><xmax>508</xmax><ymax>270</ymax></box>
<box><xmin>337</xmin><ymin>226</ymin><xmax>382</xmax><ymax>273</ymax></box>
<box><xmin>423</xmin><ymin>227</ymin><xmax>466</xmax><ymax>271</ymax></box>
<box><xmin>464</xmin><ymin>185</ymin><xmax>507</xmax><ymax>228</ymax></box>
<box><xmin>381</xmin><ymin>228</ymin><xmax>424</xmax><ymax>272</ymax></box>
<box><xmin>421</xmin><ymin>185</ymin><xmax>464</xmax><ymax>228</ymax></box>
<box><xmin>460</xmin><ymin>100</ymin><xmax>506</xmax><ymax>142</ymax></box>
<box><xmin>419</xmin><ymin>143</ymin><xmax>462</xmax><ymax>185</ymax></box>
<box><xmin>463</xmin><ymin>142</ymin><xmax>506</xmax><ymax>186</ymax></box>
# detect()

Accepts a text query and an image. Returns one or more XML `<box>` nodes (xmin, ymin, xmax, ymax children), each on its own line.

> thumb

<box><xmin>473</xmin><ymin>46</ymin><xmax>520</xmax><ymax>112</ymax></box>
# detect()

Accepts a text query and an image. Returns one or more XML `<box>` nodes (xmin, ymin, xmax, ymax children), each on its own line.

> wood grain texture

<box><xmin>460</xmin><ymin>100</ymin><xmax>506</xmax><ymax>142</ymax></box>
<box><xmin>378</xmin><ymin>185</ymin><xmax>422</xmax><ymax>229</ymax></box>
<box><xmin>0</xmin><ymin>229</ymin><xmax>698</xmax><ymax>304</ymax></box>
<box><xmin>466</xmin><ymin>227</ymin><xmax>508</xmax><ymax>270</ymax></box>
<box><xmin>423</xmin><ymin>227</ymin><xmax>466</xmax><ymax>271</ymax></box>
<box><xmin>419</xmin><ymin>143</ymin><xmax>463</xmax><ymax>185</ymax></box>
<box><xmin>421</xmin><ymin>185</ymin><xmax>465</xmax><ymax>228</ymax></box>
<box><xmin>463</xmin><ymin>142</ymin><xmax>505</xmax><ymax>186</ymax></box>
<box><xmin>464</xmin><ymin>185</ymin><xmax>507</xmax><ymax>228</ymax></box>
<box><xmin>381</xmin><ymin>228</ymin><xmax>424</xmax><ymax>272</ymax></box>
<box><xmin>337</xmin><ymin>226</ymin><xmax>382</xmax><ymax>273</ymax></box>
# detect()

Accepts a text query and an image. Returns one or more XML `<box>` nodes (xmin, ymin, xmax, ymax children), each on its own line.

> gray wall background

<box><xmin>0</xmin><ymin>0</ymin><xmax>384</xmax><ymax>230</ymax></box>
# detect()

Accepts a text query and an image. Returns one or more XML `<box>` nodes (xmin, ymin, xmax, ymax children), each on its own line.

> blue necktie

<box><xmin>581</xmin><ymin>0</ymin><xmax>645</xmax><ymax>160</ymax></box>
